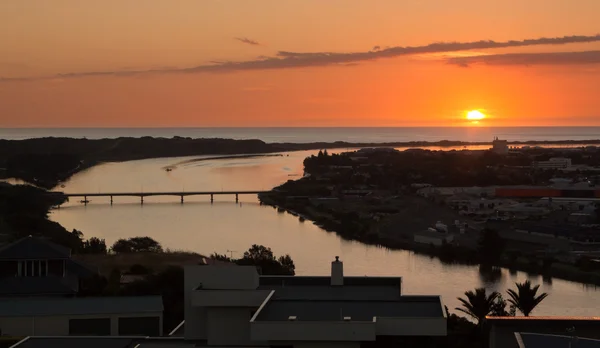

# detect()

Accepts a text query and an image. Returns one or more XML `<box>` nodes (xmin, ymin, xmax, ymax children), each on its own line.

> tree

<box><xmin>81</xmin><ymin>237</ymin><xmax>107</xmax><ymax>254</ymax></box>
<box><xmin>456</xmin><ymin>287</ymin><xmax>500</xmax><ymax>325</ymax></box>
<box><xmin>506</xmin><ymin>280</ymin><xmax>549</xmax><ymax>316</ymax></box>
<box><xmin>112</xmin><ymin>237</ymin><xmax>163</xmax><ymax>253</ymax></box>
<box><xmin>235</xmin><ymin>244</ymin><xmax>295</xmax><ymax>275</ymax></box>
<box><xmin>210</xmin><ymin>253</ymin><xmax>232</xmax><ymax>262</ymax></box>
<box><xmin>490</xmin><ymin>294</ymin><xmax>516</xmax><ymax>317</ymax></box>
<box><xmin>478</xmin><ymin>229</ymin><xmax>505</xmax><ymax>265</ymax></box>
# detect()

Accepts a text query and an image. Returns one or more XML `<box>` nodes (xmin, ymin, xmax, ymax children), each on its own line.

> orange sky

<box><xmin>1</xmin><ymin>0</ymin><xmax>600</xmax><ymax>127</ymax></box>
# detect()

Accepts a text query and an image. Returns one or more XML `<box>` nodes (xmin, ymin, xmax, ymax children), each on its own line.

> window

<box><xmin>69</xmin><ymin>318</ymin><xmax>111</xmax><ymax>335</ymax></box>
<box><xmin>118</xmin><ymin>317</ymin><xmax>160</xmax><ymax>336</ymax></box>
<box><xmin>17</xmin><ymin>260</ymin><xmax>48</xmax><ymax>277</ymax></box>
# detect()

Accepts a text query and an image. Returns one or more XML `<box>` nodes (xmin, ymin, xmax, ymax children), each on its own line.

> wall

<box><xmin>376</xmin><ymin>317</ymin><xmax>447</xmax><ymax>336</ymax></box>
<box><xmin>251</xmin><ymin>321</ymin><xmax>376</xmax><ymax>342</ymax></box>
<box><xmin>0</xmin><ymin>312</ymin><xmax>162</xmax><ymax>337</ymax></box>
<box><xmin>184</xmin><ymin>265</ymin><xmax>260</xmax><ymax>341</ymax></box>
<box><xmin>206</xmin><ymin>307</ymin><xmax>262</xmax><ymax>346</ymax></box>
<box><xmin>489</xmin><ymin>320</ymin><xmax>600</xmax><ymax>348</ymax></box>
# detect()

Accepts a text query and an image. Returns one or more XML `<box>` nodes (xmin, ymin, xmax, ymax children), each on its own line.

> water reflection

<box><xmin>47</xmin><ymin>150</ymin><xmax>600</xmax><ymax>317</ymax></box>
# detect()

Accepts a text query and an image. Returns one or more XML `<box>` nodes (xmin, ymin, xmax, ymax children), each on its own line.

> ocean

<box><xmin>1</xmin><ymin>127</ymin><xmax>600</xmax><ymax>143</ymax></box>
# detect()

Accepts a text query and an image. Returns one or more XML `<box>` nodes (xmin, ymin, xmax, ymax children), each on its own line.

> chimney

<box><xmin>331</xmin><ymin>256</ymin><xmax>343</xmax><ymax>286</ymax></box>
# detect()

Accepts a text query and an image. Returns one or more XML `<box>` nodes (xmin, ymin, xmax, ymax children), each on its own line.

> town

<box><xmin>261</xmin><ymin>140</ymin><xmax>600</xmax><ymax>284</ymax></box>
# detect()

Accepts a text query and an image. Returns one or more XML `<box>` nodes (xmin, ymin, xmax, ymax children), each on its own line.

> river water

<box><xmin>48</xmin><ymin>149</ymin><xmax>600</xmax><ymax>316</ymax></box>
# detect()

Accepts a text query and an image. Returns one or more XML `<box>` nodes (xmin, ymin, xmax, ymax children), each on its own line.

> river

<box><xmin>48</xmin><ymin>149</ymin><xmax>600</xmax><ymax>316</ymax></box>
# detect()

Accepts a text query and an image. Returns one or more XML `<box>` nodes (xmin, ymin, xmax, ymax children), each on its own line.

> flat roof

<box><xmin>258</xmin><ymin>285</ymin><xmax>401</xmax><ymax>301</ymax></box>
<box><xmin>259</xmin><ymin>275</ymin><xmax>401</xmax><ymax>287</ymax></box>
<box><xmin>515</xmin><ymin>333</ymin><xmax>600</xmax><ymax>348</ymax></box>
<box><xmin>0</xmin><ymin>296</ymin><xmax>163</xmax><ymax>317</ymax></box>
<box><xmin>254</xmin><ymin>296</ymin><xmax>443</xmax><ymax>322</ymax></box>
<box><xmin>10</xmin><ymin>337</ymin><xmax>137</xmax><ymax>348</ymax></box>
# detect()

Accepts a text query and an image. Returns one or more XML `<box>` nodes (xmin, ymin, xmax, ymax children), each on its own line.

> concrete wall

<box><xmin>376</xmin><ymin>317</ymin><xmax>447</xmax><ymax>336</ymax></box>
<box><xmin>0</xmin><ymin>312</ymin><xmax>162</xmax><ymax>337</ymax></box>
<box><xmin>489</xmin><ymin>320</ymin><xmax>600</xmax><ymax>348</ymax></box>
<box><xmin>206</xmin><ymin>307</ymin><xmax>264</xmax><ymax>346</ymax></box>
<box><xmin>184</xmin><ymin>265</ymin><xmax>259</xmax><ymax>341</ymax></box>
<box><xmin>251</xmin><ymin>321</ymin><xmax>376</xmax><ymax>342</ymax></box>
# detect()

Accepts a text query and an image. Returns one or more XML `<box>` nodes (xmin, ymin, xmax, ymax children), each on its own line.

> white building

<box><xmin>414</xmin><ymin>230</ymin><xmax>455</xmax><ymax>246</ymax></box>
<box><xmin>533</xmin><ymin>157</ymin><xmax>572</xmax><ymax>169</ymax></box>
<box><xmin>184</xmin><ymin>257</ymin><xmax>447</xmax><ymax>348</ymax></box>
<box><xmin>491</xmin><ymin>137</ymin><xmax>509</xmax><ymax>155</ymax></box>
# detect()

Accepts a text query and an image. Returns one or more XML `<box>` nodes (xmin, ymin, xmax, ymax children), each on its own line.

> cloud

<box><xmin>447</xmin><ymin>50</ymin><xmax>600</xmax><ymax>67</ymax></box>
<box><xmin>235</xmin><ymin>37</ymin><xmax>261</xmax><ymax>46</ymax></box>
<box><xmin>2</xmin><ymin>34</ymin><xmax>600</xmax><ymax>81</ymax></box>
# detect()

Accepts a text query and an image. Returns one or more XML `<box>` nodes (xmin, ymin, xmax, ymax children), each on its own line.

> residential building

<box><xmin>532</xmin><ymin>157</ymin><xmax>572</xmax><ymax>169</ymax></box>
<box><xmin>414</xmin><ymin>229</ymin><xmax>454</xmax><ymax>246</ymax></box>
<box><xmin>0</xmin><ymin>236</ymin><xmax>98</xmax><ymax>297</ymax></box>
<box><xmin>0</xmin><ymin>296</ymin><xmax>163</xmax><ymax>337</ymax></box>
<box><xmin>185</xmin><ymin>257</ymin><xmax>447</xmax><ymax>347</ymax></box>
<box><xmin>488</xmin><ymin>317</ymin><xmax>600</xmax><ymax>348</ymax></box>
<box><xmin>492</xmin><ymin>137</ymin><xmax>509</xmax><ymax>155</ymax></box>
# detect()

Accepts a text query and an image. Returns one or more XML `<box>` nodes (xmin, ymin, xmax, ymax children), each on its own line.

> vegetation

<box><xmin>211</xmin><ymin>244</ymin><xmax>296</xmax><ymax>275</ymax></box>
<box><xmin>478</xmin><ymin>229</ymin><xmax>505</xmax><ymax>265</ymax></box>
<box><xmin>81</xmin><ymin>237</ymin><xmax>108</xmax><ymax>254</ymax></box>
<box><xmin>112</xmin><ymin>237</ymin><xmax>163</xmax><ymax>253</ymax></box>
<box><xmin>456</xmin><ymin>288</ymin><xmax>500</xmax><ymax>326</ymax></box>
<box><xmin>506</xmin><ymin>280</ymin><xmax>549</xmax><ymax>316</ymax></box>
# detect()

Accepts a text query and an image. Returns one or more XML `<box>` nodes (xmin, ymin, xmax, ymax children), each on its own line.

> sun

<box><xmin>466</xmin><ymin>110</ymin><xmax>486</xmax><ymax>121</ymax></box>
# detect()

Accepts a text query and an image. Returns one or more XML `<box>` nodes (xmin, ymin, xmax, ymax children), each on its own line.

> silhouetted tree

<box><xmin>81</xmin><ymin>237</ymin><xmax>107</xmax><ymax>254</ymax></box>
<box><xmin>112</xmin><ymin>237</ymin><xmax>163</xmax><ymax>253</ymax></box>
<box><xmin>456</xmin><ymin>288</ymin><xmax>500</xmax><ymax>326</ymax></box>
<box><xmin>478</xmin><ymin>229</ymin><xmax>505</xmax><ymax>265</ymax></box>
<box><xmin>506</xmin><ymin>280</ymin><xmax>549</xmax><ymax>316</ymax></box>
<box><xmin>235</xmin><ymin>244</ymin><xmax>295</xmax><ymax>275</ymax></box>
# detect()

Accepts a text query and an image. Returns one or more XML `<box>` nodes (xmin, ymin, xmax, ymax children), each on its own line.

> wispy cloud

<box><xmin>447</xmin><ymin>50</ymin><xmax>600</xmax><ymax>67</ymax></box>
<box><xmin>3</xmin><ymin>34</ymin><xmax>600</xmax><ymax>81</ymax></box>
<box><xmin>235</xmin><ymin>37</ymin><xmax>261</xmax><ymax>46</ymax></box>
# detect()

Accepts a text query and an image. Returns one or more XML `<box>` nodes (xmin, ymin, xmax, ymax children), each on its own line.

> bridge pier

<box><xmin>180</xmin><ymin>195</ymin><xmax>184</xmax><ymax>204</ymax></box>
<box><xmin>110</xmin><ymin>196</ymin><xmax>113</xmax><ymax>205</ymax></box>
<box><xmin>141</xmin><ymin>196</ymin><xmax>144</xmax><ymax>205</ymax></box>
<box><xmin>235</xmin><ymin>193</ymin><xmax>239</xmax><ymax>203</ymax></box>
<box><xmin>84</xmin><ymin>196</ymin><xmax>87</xmax><ymax>206</ymax></box>
<box><xmin>210</xmin><ymin>194</ymin><xmax>213</xmax><ymax>203</ymax></box>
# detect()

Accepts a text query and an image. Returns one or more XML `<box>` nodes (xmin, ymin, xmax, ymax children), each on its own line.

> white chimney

<box><xmin>331</xmin><ymin>256</ymin><xmax>343</xmax><ymax>286</ymax></box>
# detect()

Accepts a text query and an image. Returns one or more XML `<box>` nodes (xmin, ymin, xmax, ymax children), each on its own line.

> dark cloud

<box><xmin>447</xmin><ymin>50</ymin><xmax>600</xmax><ymax>67</ymax></box>
<box><xmin>235</xmin><ymin>37</ymin><xmax>261</xmax><ymax>46</ymax></box>
<box><xmin>2</xmin><ymin>34</ymin><xmax>600</xmax><ymax>81</ymax></box>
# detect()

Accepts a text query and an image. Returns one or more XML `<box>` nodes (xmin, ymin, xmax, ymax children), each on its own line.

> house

<box><xmin>514</xmin><ymin>332</ymin><xmax>600</xmax><ymax>348</ymax></box>
<box><xmin>532</xmin><ymin>157</ymin><xmax>572</xmax><ymax>169</ymax></box>
<box><xmin>488</xmin><ymin>316</ymin><xmax>600</xmax><ymax>348</ymax></box>
<box><xmin>184</xmin><ymin>257</ymin><xmax>447</xmax><ymax>347</ymax></box>
<box><xmin>492</xmin><ymin>137</ymin><xmax>509</xmax><ymax>155</ymax></box>
<box><xmin>0</xmin><ymin>296</ymin><xmax>163</xmax><ymax>337</ymax></box>
<box><xmin>0</xmin><ymin>236</ymin><xmax>98</xmax><ymax>297</ymax></box>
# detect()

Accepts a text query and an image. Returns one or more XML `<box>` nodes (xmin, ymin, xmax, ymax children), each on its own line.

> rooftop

<box><xmin>515</xmin><ymin>332</ymin><xmax>600</xmax><ymax>348</ymax></box>
<box><xmin>0</xmin><ymin>296</ymin><xmax>163</xmax><ymax>317</ymax></box>
<box><xmin>0</xmin><ymin>236</ymin><xmax>70</xmax><ymax>260</ymax></box>
<box><xmin>254</xmin><ymin>296</ymin><xmax>443</xmax><ymax>322</ymax></box>
<box><xmin>0</xmin><ymin>276</ymin><xmax>77</xmax><ymax>296</ymax></box>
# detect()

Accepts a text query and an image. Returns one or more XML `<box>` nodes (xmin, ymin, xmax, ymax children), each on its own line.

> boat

<box><xmin>165</xmin><ymin>168</ymin><xmax>173</xmax><ymax>172</ymax></box>
<box><xmin>299</xmin><ymin>216</ymin><xmax>306</xmax><ymax>222</ymax></box>
<box><xmin>277</xmin><ymin>207</ymin><xmax>285</xmax><ymax>213</ymax></box>
<box><xmin>80</xmin><ymin>199</ymin><xmax>90</xmax><ymax>204</ymax></box>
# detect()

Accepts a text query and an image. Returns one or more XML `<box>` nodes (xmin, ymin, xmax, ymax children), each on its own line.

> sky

<box><xmin>1</xmin><ymin>0</ymin><xmax>600</xmax><ymax>127</ymax></box>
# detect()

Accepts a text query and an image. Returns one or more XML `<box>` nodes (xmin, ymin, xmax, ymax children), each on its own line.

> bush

<box><xmin>112</xmin><ymin>237</ymin><xmax>163</xmax><ymax>253</ymax></box>
<box><xmin>81</xmin><ymin>237</ymin><xmax>107</xmax><ymax>254</ymax></box>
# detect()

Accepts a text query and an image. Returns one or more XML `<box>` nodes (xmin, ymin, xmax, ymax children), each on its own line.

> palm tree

<box><xmin>506</xmin><ymin>280</ymin><xmax>549</xmax><ymax>316</ymax></box>
<box><xmin>456</xmin><ymin>287</ymin><xmax>500</xmax><ymax>325</ymax></box>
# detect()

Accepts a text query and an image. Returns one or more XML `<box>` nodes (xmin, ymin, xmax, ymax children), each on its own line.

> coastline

<box><xmin>1</xmin><ymin>136</ymin><xmax>599</xmax><ymax>189</ymax></box>
<box><xmin>260</xmin><ymin>194</ymin><xmax>600</xmax><ymax>287</ymax></box>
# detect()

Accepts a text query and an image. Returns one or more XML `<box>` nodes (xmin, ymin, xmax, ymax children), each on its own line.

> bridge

<box><xmin>48</xmin><ymin>191</ymin><xmax>270</xmax><ymax>205</ymax></box>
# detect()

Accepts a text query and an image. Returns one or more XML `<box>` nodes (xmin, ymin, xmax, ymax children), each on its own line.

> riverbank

<box><xmin>2</xmin><ymin>136</ymin><xmax>600</xmax><ymax>188</ymax></box>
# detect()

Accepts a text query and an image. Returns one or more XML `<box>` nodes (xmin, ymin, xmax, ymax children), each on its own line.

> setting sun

<box><xmin>466</xmin><ymin>110</ymin><xmax>486</xmax><ymax>121</ymax></box>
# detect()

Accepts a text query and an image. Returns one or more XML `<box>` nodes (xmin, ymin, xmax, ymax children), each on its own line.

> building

<box><xmin>414</xmin><ymin>229</ymin><xmax>455</xmax><ymax>246</ymax></box>
<box><xmin>492</xmin><ymin>137</ymin><xmax>509</xmax><ymax>155</ymax></box>
<box><xmin>0</xmin><ymin>236</ymin><xmax>98</xmax><ymax>297</ymax></box>
<box><xmin>532</xmin><ymin>157</ymin><xmax>572</xmax><ymax>169</ymax></box>
<box><xmin>488</xmin><ymin>317</ymin><xmax>600</xmax><ymax>348</ymax></box>
<box><xmin>0</xmin><ymin>296</ymin><xmax>163</xmax><ymax>337</ymax></box>
<box><xmin>515</xmin><ymin>332</ymin><xmax>600</xmax><ymax>348</ymax></box>
<box><xmin>184</xmin><ymin>257</ymin><xmax>447</xmax><ymax>347</ymax></box>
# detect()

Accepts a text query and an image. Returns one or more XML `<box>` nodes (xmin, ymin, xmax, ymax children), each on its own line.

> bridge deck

<box><xmin>49</xmin><ymin>191</ymin><xmax>268</xmax><ymax>197</ymax></box>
